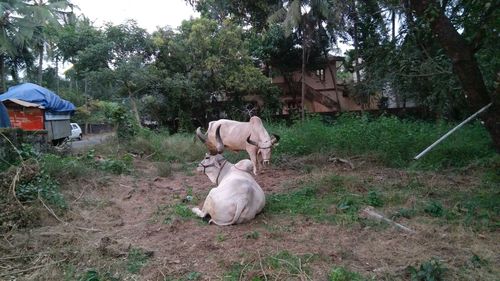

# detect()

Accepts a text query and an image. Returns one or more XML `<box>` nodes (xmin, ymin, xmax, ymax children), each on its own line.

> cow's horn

<box><xmin>215</xmin><ymin>125</ymin><xmax>224</xmax><ymax>153</ymax></box>
<box><xmin>271</xmin><ymin>133</ymin><xmax>280</xmax><ymax>144</ymax></box>
<box><xmin>196</xmin><ymin>127</ymin><xmax>207</xmax><ymax>144</ymax></box>
<box><xmin>246</xmin><ymin>136</ymin><xmax>259</xmax><ymax>147</ymax></box>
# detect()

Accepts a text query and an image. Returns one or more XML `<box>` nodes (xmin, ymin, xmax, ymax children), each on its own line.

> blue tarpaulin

<box><xmin>0</xmin><ymin>101</ymin><xmax>10</xmax><ymax>128</ymax></box>
<box><xmin>0</xmin><ymin>83</ymin><xmax>75</xmax><ymax>113</ymax></box>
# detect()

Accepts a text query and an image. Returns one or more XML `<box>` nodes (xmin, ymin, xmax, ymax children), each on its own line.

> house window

<box><xmin>315</xmin><ymin>69</ymin><xmax>325</xmax><ymax>81</ymax></box>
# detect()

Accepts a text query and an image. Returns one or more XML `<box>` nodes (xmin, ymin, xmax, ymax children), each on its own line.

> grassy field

<box><xmin>0</xmin><ymin>115</ymin><xmax>498</xmax><ymax>280</ymax></box>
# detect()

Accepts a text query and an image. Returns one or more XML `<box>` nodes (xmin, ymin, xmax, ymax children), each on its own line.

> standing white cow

<box><xmin>196</xmin><ymin>116</ymin><xmax>279</xmax><ymax>174</ymax></box>
<box><xmin>192</xmin><ymin>126</ymin><xmax>265</xmax><ymax>225</ymax></box>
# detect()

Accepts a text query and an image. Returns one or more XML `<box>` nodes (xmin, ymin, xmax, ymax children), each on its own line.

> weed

<box><xmin>16</xmin><ymin>173</ymin><xmax>67</xmax><ymax>209</ymax></box>
<box><xmin>408</xmin><ymin>258</ymin><xmax>446</xmax><ymax>281</ymax></box>
<box><xmin>245</xmin><ymin>230</ymin><xmax>260</xmax><ymax>239</ymax></box>
<box><xmin>469</xmin><ymin>254</ymin><xmax>488</xmax><ymax>268</ymax></box>
<box><xmin>392</xmin><ymin>208</ymin><xmax>417</xmax><ymax>219</ymax></box>
<box><xmin>186</xmin><ymin>271</ymin><xmax>201</xmax><ymax>280</ymax></box>
<box><xmin>329</xmin><ymin>266</ymin><xmax>366</xmax><ymax>281</ymax></box>
<box><xmin>126</xmin><ymin>248</ymin><xmax>151</xmax><ymax>274</ymax></box>
<box><xmin>75</xmin><ymin>269</ymin><xmax>119</xmax><ymax>281</ymax></box>
<box><xmin>173</xmin><ymin>203</ymin><xmax>194</xmax><ymax>218</ymax></box>
<box><xmin>367</xmin><ymin>190</ymin><xmax>384</xmax><ymax>207</ymax></box>
<box><xmin>424</xmin><ymin>201</ymin><xmax>444</xmax><ymax>217</ymax></box>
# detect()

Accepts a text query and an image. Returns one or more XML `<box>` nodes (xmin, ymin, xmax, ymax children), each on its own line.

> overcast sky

<box><xmin>70</xmin><ymin>0</ymin><xmax>199</xmax><ymax>32</ymax></box>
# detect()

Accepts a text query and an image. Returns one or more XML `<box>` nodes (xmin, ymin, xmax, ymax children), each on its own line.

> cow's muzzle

<box><xmin>262</xmin><ymin>160</ymin><xmax>270</xmax><ymax>166</ymax></box>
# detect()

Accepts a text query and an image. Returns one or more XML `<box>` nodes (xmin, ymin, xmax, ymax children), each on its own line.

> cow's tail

<box><xmin>210</xmin><ymin>199</ymin><xmax>247</xmax><ymax>226</ymax></box>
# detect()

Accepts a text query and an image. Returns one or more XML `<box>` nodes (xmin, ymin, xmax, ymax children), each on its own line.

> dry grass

<box><xmin>0</xmin><ymin>155</ymin><xmax>498</xmax><ymax>280</ymax></box>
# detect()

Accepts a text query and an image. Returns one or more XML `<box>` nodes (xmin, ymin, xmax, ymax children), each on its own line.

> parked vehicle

<box><xmin>69</xmin><ymin>123</ymin><xmax>82</xmax><ymax>140</ymax></box>
<box><xmin>0</xmin><ymin>83</ymin><xmax>76</xmax><ymax>145</ymax></box>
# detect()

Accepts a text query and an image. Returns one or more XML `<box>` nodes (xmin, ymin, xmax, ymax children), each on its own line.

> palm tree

<box><xmin>25</xmin><ymin>0</ymin><xmax>71</xmax><ymax>85</ymax></box>
<box><xmin>0</xmin><ymin>0</ymin><xmax>35</xmax><ymax>91</ymax></box>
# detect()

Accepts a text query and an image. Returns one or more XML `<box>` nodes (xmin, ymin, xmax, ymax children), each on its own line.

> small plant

<box><xmin>245</xmin><ymin>230</ymin><xmax>260</xmax><ymax>239</ymax></box>
<box><xmin>127</xmin><ymin>248</ymin><xmax>151</xmax><ymax>274</ymax></box>
<box><xmin>173</xmin><ymin>203</ymin><xmax>194</xmax><ymax>218</ymax></box>
<box><xmin>367</xmin><ymin>190</ymin><xmax>384</xmax><ymax>207</ymax></box>
<box><xmin>424</xmin><ymin>201</ymin><xmax>444</xmax><ymax>217</ymax></box>
<box><xmin>16</xmin><ymin>173</ymin><xmax>67</xmax><ymax>209</ymax></box>
<box><xmin>329</xmin><ymin>266</ymin><xmax>365</xmax><ymax>281</ymax></box>
<box><xmin>408</xmin><ymin>258</ymin><xmax>446</xmax><ymax>281</ymax></box>
<box><xmin>392</xmin><ymin>208</ymin><xmax>417</xmax><ymax>219</ymax></box>
<box><xmin>186</xmin><ymin>271</ymin><xmax>201</xmax><ymax>280</ymax></box>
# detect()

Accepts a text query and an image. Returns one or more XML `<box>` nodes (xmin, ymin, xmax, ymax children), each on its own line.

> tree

<box><xmin>25</xmin><ymin>0</ymin><xmax>71</xmax><ymax>85</ymax></box>
<box><xmin>408</xmin><ymin>0</ymin><xmax>499</xmax><ymax>150</ymax></box>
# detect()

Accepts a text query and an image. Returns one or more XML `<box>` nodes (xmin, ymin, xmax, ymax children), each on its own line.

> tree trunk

<box><xmin>301</xmin><ymin>40</ymin><xmax>306</xmax><ymax>121</ymax></box>
<box><xmin>38</xmin><ymin>44</ymin><xmax>43</xmax><ymax>85</ymax></box>
<box><xmin>323</xmin><ymin>50</ymin><xmax>342</xmax><ymax>112</ymax></box>
<box><xmin>0</xmin><ymin>53</ymin><xmax>5</xmax><ymax>93</ymax></box>
<box><xmin>127</xmin><ymin>86</ymin><xmax>142</xmax><ymax>127</ymax></box>
<box><xmin>410</xmin><ymin>0</ymin><xmax>500</xmax><ymax>151</ymax></box>
<box><xmin>55</xmin><ymin>56</ymin><xmax>60</xmax><ymax>92</ymax></box>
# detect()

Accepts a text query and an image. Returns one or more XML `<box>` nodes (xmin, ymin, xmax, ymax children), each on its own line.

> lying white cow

<box><xmin>192</xmin><ymin>126</ymin><xmax>265</xmax><ymax>225</ymax></box>
<box><xmin>196</xmin><ymin>116</ymin><xmax>279</xmax><ymax>174</ymax></box>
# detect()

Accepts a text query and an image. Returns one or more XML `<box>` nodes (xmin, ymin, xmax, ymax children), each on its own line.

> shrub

<box><xmin>408</xmin><ymin>258</ymin><xmax>446</xmax><ymax>281</ymax></box>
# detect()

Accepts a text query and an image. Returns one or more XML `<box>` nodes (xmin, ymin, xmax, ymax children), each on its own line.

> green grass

<box><xmin>223</xmin><ymin>251</ymin><xmax>317</xmax><ymax>280</ymax></box>
<box><xmin>329</xmin><ymin>266</ymin><xmax>367</xmax><ymax>281</ymax></box>
<box><xmin>126</xmin><ymin>248</ymin><xmax>151</xmax><ymax>274</ymax></box>
<box><xmin>269</xmin><ymin>114</ymin><xmax>496</xmax><ymax>169</ymax></box>
<box><xmin>265</xmin><ymin>174</ymin><xmax>365</xmax><ymax>225</ymax></box>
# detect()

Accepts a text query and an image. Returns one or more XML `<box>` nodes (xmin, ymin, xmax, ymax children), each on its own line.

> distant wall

<box><xmin>81</xmin><ymin>123</ymin><xmax>114</xmax><ymax>134</ymax></box>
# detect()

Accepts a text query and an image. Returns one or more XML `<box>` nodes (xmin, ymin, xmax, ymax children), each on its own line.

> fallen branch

<box><xmin>328</xmin><ymin>156</ymin><xmax>355</xmax><ymax>169</ymax></box>
<box><xmin>360</xmin><ymin>206</ymin><xmax>416</xmax><ymax>234</ymax></box>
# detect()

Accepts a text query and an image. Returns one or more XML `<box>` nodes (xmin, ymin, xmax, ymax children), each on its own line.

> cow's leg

<box><xmin>246</xmin><ymin>146</ymin><xmax>259</xmax><ymax>175</ymax></box>
<box><xmin>191</xmin><ymin>207</ymin><xmax>207</xmax><ymax>218</ymax></box>
<box><xmin>192</xmin><ymin>194</ymin><xmax>214</xmax><ymax>218</ymax></box>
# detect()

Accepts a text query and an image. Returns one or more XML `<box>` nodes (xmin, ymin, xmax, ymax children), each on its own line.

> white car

<box><xmin>69</xmin><ymin>123</ymin><xmax>82</xmax><ymax>140</ymax></box>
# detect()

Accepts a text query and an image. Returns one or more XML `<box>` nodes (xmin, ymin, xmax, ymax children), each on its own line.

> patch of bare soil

<box><xmin>1</xmin><ymin>157</ymin><xmax>498</xmax><ymax>280</ymax></box>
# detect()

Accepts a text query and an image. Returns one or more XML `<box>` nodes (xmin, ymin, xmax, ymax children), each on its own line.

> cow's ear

<box><xmin>271</xmin><ymin>134</ymin><xmax>280</xmax><ymax>145</ymax></box>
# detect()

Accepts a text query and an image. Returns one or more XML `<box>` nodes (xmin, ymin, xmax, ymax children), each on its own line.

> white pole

<box><xmin>414</xmin><ymin>102</ymin><xmax>493</xmax><ymax>160</ymax></box>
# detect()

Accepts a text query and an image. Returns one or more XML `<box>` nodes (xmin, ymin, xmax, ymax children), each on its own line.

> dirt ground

<box><xmin>0</xmin><ymin>156</ymin><xmax>499</xmax><ymax>280</ymax></box>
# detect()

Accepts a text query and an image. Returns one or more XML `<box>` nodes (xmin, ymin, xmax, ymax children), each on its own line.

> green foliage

<box><xmin>367</xmin><ymin>190</ymin><xmax>384</xmax><ymax>207</ymax></box>
<box><xmin>408</xmin><ymin>258</ymin><xmax>446</xmax><ymax>281</ymax></box>
<box><xmin>329</xmin><ymin>267</ymin><xmax>366</xmax><ymax>281</ymax></box>
<box><xmin>424</xmin><ymin>201</ymin><xmax>444</xmax><ymax>217</ymax></box>
<box><xmin>271</xmin><ymin>115</ymin><xmax>496</xmax><ymax>169</ymax></box>
<box><xmin>16</xmin><ymin>172</ymin><xmax>67</xmax><ymax>209</ymax></box>
<box><xmin>105</xmin><ymin>105</ymin><xmax>139</xmax><ymax>141</ymax></box>
<box><xmin>126</xmin><ymin>248</ymin><xmax>151</xmax><ymax>274</ymax></box>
